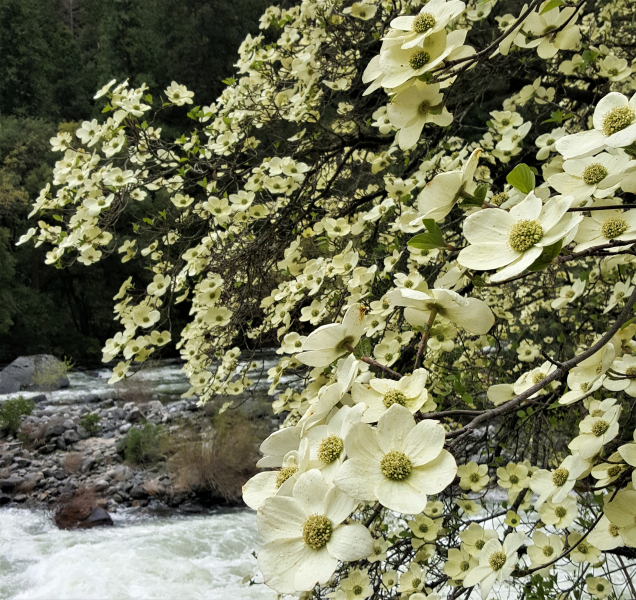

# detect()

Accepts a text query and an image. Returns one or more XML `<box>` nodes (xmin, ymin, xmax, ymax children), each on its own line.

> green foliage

<box><xmin>0</xmin><ymin>396</ymin><xmax>34</xmax><ymax>435</ymax></box>
<box><xmin>506</xmin><ymin>163</ymin><xmax>536</xmax><ymax>194</ymax></box>
<box><xmin>121</xmin><ymin>423</ymin><xmax>166</xmax><ymax>465</ymax></box>
<box><xmin>408</xmin><ymin>220</ymin><xmax>448</xmax><ymax>250</ymax></box>
<box><xmin>80</xmin><ymin>412</ymin><xmax>101</xmax><ymax>436</ymax></box>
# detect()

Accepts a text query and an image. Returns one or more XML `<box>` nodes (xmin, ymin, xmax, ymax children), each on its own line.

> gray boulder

<box><xmin>81</xmin><ymin>508</ymin><xmax>113</xmax><ymax>528</ymax></box>
<box><xmin>0</xmin><ymin>355</ymin><xmax>70</xmax><ymax>392</ymax></box>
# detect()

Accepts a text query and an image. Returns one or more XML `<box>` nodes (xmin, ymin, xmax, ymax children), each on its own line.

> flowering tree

<box><xmin>23</xmin><ymin>0</ymin><xmax>636</xmax><ymax>596</ymax></box>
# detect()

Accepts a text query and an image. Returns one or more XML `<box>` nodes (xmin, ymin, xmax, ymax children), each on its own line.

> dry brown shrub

<box><xmin>168</xmin><ymin>411</ymin><xmax>263</xmax><ymax>503</ymax></box>
<box><xmin>53</xmin><ymin>487</ymin><xmax>98</xmax><ymax>529</ymax></box>
<box><xmin>63</xmin><ymin>452</ymin><xmax>84</xmax><ymax>474</ymax></box>
<box><xmin>114</xmin><ymin>375</ymin><xmax>154</xmax><ymax>405</ymax></box>
<box><xmin>141</xmin><ymin>479</ymin><xmax>162</xmax><ymax>496</ymax></box>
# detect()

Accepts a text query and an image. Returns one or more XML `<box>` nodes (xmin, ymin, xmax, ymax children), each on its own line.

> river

<box><xmin>0</xmin><ymin>507</ymin><xmax>274</xmax><ymax>599</ymax></box>
<box><xmin>0</xmin><ymin>356</ymin><xmax>285</xmax><ymax>599</ymax></box>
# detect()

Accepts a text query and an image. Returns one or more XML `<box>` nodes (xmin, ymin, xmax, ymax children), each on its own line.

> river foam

<box><xmin>0</xmin><ymin>508</ymin><xmax>274</xmax><ymax>599</ymax></box>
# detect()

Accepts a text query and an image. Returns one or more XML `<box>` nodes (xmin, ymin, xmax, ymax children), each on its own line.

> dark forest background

<box><xmin>0</xmin><ymin>0</ymin><xmax>268</xmax><ymax>365</ymax></box>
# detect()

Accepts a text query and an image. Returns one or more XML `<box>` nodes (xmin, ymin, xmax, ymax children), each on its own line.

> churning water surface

<box><xmin>0</xmin><ymin>508</ymin><xmax>274</xmax><ymax>600</ymax></box>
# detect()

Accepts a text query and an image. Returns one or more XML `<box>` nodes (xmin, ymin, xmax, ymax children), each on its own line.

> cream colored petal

<box><xmin>404</xmin><ymin>420</ymin><xmax>445</xmax><ymax>466</ymax></box>
<box><xmin>293</xmin><ymin>546</ymin><xmax>337</xmax><ymax>592</ymax></box>
<box><xmin>410</xmin><ymin>449</ymin><xmax>457</xmax><ymax>494</ymax></box>
<box><xmin>243</xmin><ymin>471</ymin><xmax>280</xmax><ymax>511</ymax></box>
<box><xmin>556</xmin><ymin>129</ymin><xmax>606</xmax><ymax>160</ymax></box>
<box><xmin>377</xmin><ymin>404</ymin><xmax>416</xmax><ymax>453</ymax></box>
<box><xmin>463</xmin><ymin>208</ymin><xmax>515</xmax><ymax>244</ymax></box>
<box><xmin>324</xmin><ymin>484</ymin><xmax>357</xmax><ymax>525</ymax></box>
<box><xmin>327</xmin><ymin>523</ymin><xmax>374</xmax><ymax>561</ymax></box>
<box><xmin>593</xmin><ymin>92</ymin><xmax>628</xmax><ymax>130</ymax></box>
<box><xmin>293</xmin><ymin>469</ymin><xmax>329</xmax><ymax>515</ymax></box>
<box><xmin>490</xmin><ymin>246</ymin><xmax>543</xmax><ymax>282</ymax></box>
<box><xmin>375</xmin><ymin>477</ymin><xmax>428</xmax><ymax>514</ymax></box>
<box><xmin>510</xmin><ymin>193</ymin><xmax>542</xmax><ymax>222</ymax></box>
<box><xmin>258</xmin><ymin>538</ymin><xmax>312</xmax><ymax>594</ymax></box>
<box><xmin>458</xmin><ymin>243</ymin><xmax>519</xmax><ymax>270</ymax></box>
<box><xmin>344</xmin><ymin>422</ymin><xmax>383</xmax><ymax>462</ymax></box>
<box><xmin>333</xmin><ymin>457</ymin><xmax>380</xmax><ymax>500</ymax></box>
<box><xmin>257</xmin><ymin>496</ymin><xmax>306</xmax><ymax>541</ymax></box>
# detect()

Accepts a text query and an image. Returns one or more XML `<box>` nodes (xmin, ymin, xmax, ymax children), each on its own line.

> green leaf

<box><xmin>540</xmin><ymin>0</ymin><xmax>563</xmax><ymax>14</ymax></box>
<box><xmin>527</xmin><ymin>240</ymin><xmax>563</xmax><ymax>272</ymax></box>
<box><xmin>473</xmin><ymin>183</ymin><xmax>489</xmax><ymax>203</ymax></box>
<box><xmin>407</xmin><ymin>219</ymin><xmax>447</xmax><ymax>250</ymax></box>
<box><xmin>506</xmin><ymin>164</ymin><xmax>535</xmax><ymax>194</ymax></box>
<box><xmin>354</xmin><ymin>338</ymin><xmax>371</xmax><ymax>359</ymax></box>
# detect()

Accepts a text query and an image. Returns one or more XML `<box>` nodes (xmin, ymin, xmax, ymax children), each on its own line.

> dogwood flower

<box><xmin>557</xmin><ymin>92</ymin><xmax>636</xmax><ymax>159</ymax></box>
<box><xmin>386</xmin><ymin>287</ymin><xmax>495</xmax><ymax>335</ymax></box>
<box><xmin>568</xmin><ymin>404</ymin><xmax>621</xmax><ymax>459</ymax></box>
<box><xmin>529</xmin><ymin>454</ymin><xmax>589</xmax><ymax>508</ymax></box>
<box><xmin>547</xmin><ymin>153</ymin><xmax>632</xmax><ymax>201</ymax></box>
<box><xmin>527</xmin><ymin>531</ymin><xmax>563</xmax><ymax>572</ymax></box>
<box><xmin>604</xmin><ymin>353</ymin><xmax>636</xmax><ymax>396</ymax></box>
<box><xmin>463</xmin><ymin>532</ymin><xmax>525</xmax><ymax>600</ymax></box>
<box><xmin>458</xmin><ymin>193</ymin><xmax>582</xmax><ymax>282</ymax></box>
<box><xmin>334</xmin><ymin>404</ymin><xmax>457</xmax><ymax>514</ymax></box>
<box><xmin>256</xmin><ymin>469</ymin><xmax>374</xmax><ymax>594</ymax></box>
<box><xmin>305</xmin><ymin>404</ymin><xmax>366</xmax><ymax>483</ymax></box>
<box><xmin>389</xmin><ymin>0</ymin><xmax>467</xmax><ymax>49</ymax></box>
<box><xmin>457</xmin><ymin>462</ymin><xmax>489</xmax><ymax>492</ymax></box>
<box><xmin>538</xmin><ymin>496</ymin><xmax>578</xmax><ymax>528</ymax></box>
<box><xmin>444</xmin><ymin>547</ymin><xmax>477</xmax><ymax>580</ymax></box>
<box><xmin>574</xmin><ymin>208</ymin><xmax>636</xmax><ymax>252</ymax></box>
<box><xmin>587</xmin><ymin>577</ymin><xmax>612</xmax><ymax>600</ymax></box>
<box><xmin>351</xmin><ymin>368</ymin><xmax>431</xmax><ymax>423</ymax></box>
<box><xmin>378</xmin><ymin>30</ymin><xmax>468</xmax><ymax>90</ymax></box>
<box><xmin>414</xmin><ymin>148</ymin><xmax>482</xmax><ymax>222</ymax></box>
<box><xmin>297</xmin><ymin>304</ymin><xmax>366</xmax><ymax>367</ymax></box>
<box><xmin>603</xmin><ymin>490</ymin><xmax>636</xmax><ymax>546</ymax></box>
<box><xmin>388</xmin><ymin>82</ymin><xmax>453</xmax><ymax>150</ymax></box>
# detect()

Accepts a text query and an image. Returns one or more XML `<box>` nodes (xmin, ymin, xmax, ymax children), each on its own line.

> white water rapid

<box><xmin>0</xmin><ymin>508</ymin><xmax>274</xmax><ymax>599</ymax></box>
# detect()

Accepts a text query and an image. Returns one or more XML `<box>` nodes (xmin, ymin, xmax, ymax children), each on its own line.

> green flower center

<box><xmin>412</xmin><ymin>578</ymin><xmax>422</xmax><ymax>588</ymax></box>
<box><xmin>582</xmin><ymin>163</ymin><xmax>609</xmax><ymax>185</ymax></box>
<box><xmin>460</xmin><ymin>561</ymin><xmax>470</xmax><ymax>571</ymax></box>
<box><xmin>275</xmin><ymin>465</ymin><xmax>298</xmax><ymax>488</ymax></box>
<box><xmin>419</xmin><ymin>523</ymin><xmax>429</xmax><ymax>533</ymax></box>
<box><xmin>508</xmin><ymin>219</ymin><xmax>543</xmax><ymax>252</ymax></box>
<box><xmin>552</xmin><ymin>468</ymin><xmax>569</xmax><ymax>487</ymax></box>
<box><xmin>469</xmin><ymin>472</ymin><xmax>481</xmax><ymax>483</ymax></box>
<box><xmin>409</xmin><ymin>50</ymin><xmax>431</xmax><ymax>70</ymax></box>
<box><xmin>602</xmin><ymin>106</ymin><xmax>635</xmax><ymax>137</ymax></box>
<box><xmin>421</xmin><ymin>102</ymin><xmax>439</xmax><ymax>122</ymax></box>
<box><xmin>353</xmin><ymin>585</ymin><xmax>363</xmax><ymax>595</ymax></box>
<box><xmin>509</xmin><ymin>474</ymin><xmax>519</xmax><ymax>485</ymax></box>
<box><xmin>626</xmin><ymin>366</ymin><xmax>636</xmax><ymax>378</ymax></box>
<box><xmin>609</xmin><ymin>524</ymin><xmax>620</xmax><ymax>537</ymax></box>
<box><xmin>381</xmin><ymin>450</ymin><xmax>412</xmax><ymax>481</ymax></box>
<box><xmin>475</xmin><ymin>539</ymin><xmax>486</xmax><ymax>550</ymax></box>
<box><xmin>577</xmin><ymin>542</ymin><xmax>589</xmax><ymax>554</ymax></box>
<box><xmin>302</xmin><ymin>514</ymin><xmax>332</xmax><ymax>550</ymax></box>
<box><xmin>383</xmin><ymin>389</ymin><xmax>408</xmax><ymax>409</ymax></box>
<box><xmin>491</xmin><ymin>192</ymin><xmax>509</xmax><ymax>206</ymax></box>
<box><xmin>597</xmin><ymin>584</ymin><xmax>605</xmax><ymax>592</ymax></box>
<box><xmin>532</xmin><ymin>372</ymin><xmax>545</xmax><ymax>384</ymax></box>
<box><xmin>591</xmin><ymin>420</ymin><xmax>610</xmax><ymax>437</ymax></box>
<box><xmin>414</xmin><ymin>12</ymin><xmax>436</xmax><ymax>33</ymax></box>
<box><xmin>317</xmin><ymin>434</ymin><xmax>344</xmax><ymax>464</ymax></box>
<box><xmin>555</xmin><ymin>506</ymin><xmax>567</xmax><ymax>518</ymax></box>
<box><xmin>489</xmin><ymin>550</ymin><xmax>507</xmax><ymax>571</ymax></box>
<box><xmin>542</xmin><ymin>545</ymin><xmax>554</xmax><ymax>557</ymax></box>
<box><xmin>607</xmin><ymin>465</ymin><xmax>622</xmax><ymax>477</ymax></box>
<box><xmin>601</xmin><ymin>216</ymin><xmax>629</xmax><ymax>239</ymax></box>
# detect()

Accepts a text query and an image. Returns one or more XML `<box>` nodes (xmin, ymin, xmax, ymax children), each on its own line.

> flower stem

<box><xmin>414</xmin><ymin>308</ymin><xmax>438</xmax><ymax>370</ymax></box>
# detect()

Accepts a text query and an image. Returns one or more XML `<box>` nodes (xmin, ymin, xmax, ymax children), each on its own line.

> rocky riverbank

<box><xmin>0</xmin><ymin>392</ymin><xmax>213</xmax><ymax>513</ymax></box>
